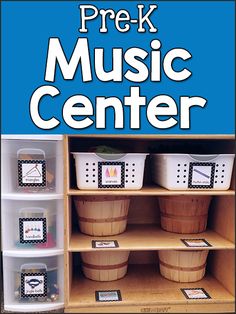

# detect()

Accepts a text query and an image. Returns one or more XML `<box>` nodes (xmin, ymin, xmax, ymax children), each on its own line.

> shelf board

<box><xmin>69</xmin><ymin>225</ymin><xmax>235</xmax><ymax>252</ymax></box>
<box><xmin>66</xmin><ymin>265</ymin><xmax>235</xmax><ymax>313</ymax></box>
<box><xmin>68</xmin><ymin>186</ymin><xmax>235</xmax><ymax>196</ymax></box>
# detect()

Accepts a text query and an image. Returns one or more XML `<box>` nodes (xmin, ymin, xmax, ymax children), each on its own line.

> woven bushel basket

<box><xmin>158</xmin><ymin>195</ymin><xmax>212</xmax><ymax>234</ymax></box>
<box><xmin>74</xmin><ymin>196</ymin><xmax>130</xmax><ymax>236</ymax></box>
<box><xmin>81</xmin><ymin>251</ymin><xmax>130</xmax><ymax>281</ymax></box>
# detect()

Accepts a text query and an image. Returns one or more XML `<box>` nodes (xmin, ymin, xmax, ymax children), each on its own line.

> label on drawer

<box><xmin>21</xmin><ymin>272</ymin><xmax>47</xmax><ymax>298</ymax></box>
<box><xmin>18</xmin><ymin>159</ymin><xmax>46</xmax><ymax>187</ymax></box>
<box><xmin>181</xmin><ymin>238</ymin><xmax>212</xmax><ymax>247</ymax></box>
<box><xmin>95</xmin><ymin>290</ymin><xmax>122</xmax><ymax>302</ymax></box>
<box><xmin>188</xmin><ymin>162</ymin><xmax>215</xmax><ymax>188</ymax></box>
<box><xmin>181</xmin><ymin>288</ymin><xmax>211</xmax><ymax>299</ymax></box>
<box><xmin>92</xmin><ymin>240</ymin><xmax>119</xmax><ymax>248</ymax></box>
<box><xmin>98</xmin><ymin>161</ymin><xmax>125</xmax><ymax>188</ymax></box>
<box><xmin>19</xmin><ymin>218</ymin><xmax>47</xmax><ymax>244</ymax></box>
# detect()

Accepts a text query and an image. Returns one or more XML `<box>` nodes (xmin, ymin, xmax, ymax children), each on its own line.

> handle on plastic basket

<box><xmin>21</xmin><ymin>263</ymin><xmax>47</xmax><ymax>271</ymax></box>
<box><xmin>96</xmin><ymin>153</ymin><xmax>126</xmax><ymax>161</ymax></box>
<box><xmin>189</xmin><ymin>154</ymin><xmax>219</xmax><ymax>162</ymax></box>
<box><xmin>19</xmin><ymin>207</ymin><xmax>46</xmax><ymax>216</ymax></box>
<box><xmin>17</xmin><ymin>148</ymin><xmax>45</xmax><ymax>158</ymax></box>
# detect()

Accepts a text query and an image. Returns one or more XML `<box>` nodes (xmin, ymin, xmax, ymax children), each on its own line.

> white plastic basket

<box><xmin>151</xmin><ymin>154</ymin><xmax>235</xmax><ymax>190</ymax></box>
<box><xmin>72</xmin><ymin>153</ymin><xmax>148</xmax><ymax>190</ymax></box>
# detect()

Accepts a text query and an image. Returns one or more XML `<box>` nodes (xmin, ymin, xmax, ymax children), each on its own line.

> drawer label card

<box><xmin>181</xmin><ymin>238</ymin><xmax>212</xmax><ymax>247</ymax></box>
<box><xmin>98</xmin><ymin>161</ymin><xmax>125</xmax><ymax>188</ymax></box>
<box><xmin>181</xmin><ymin>288</ymin><xmax>211</xmax><ymax>299</ymax></box>
<box><xmin>92</xmin><ymin>240</ymin><xmax>119</xmax><ymax>248</ymax></box>
<box><xmin>188</xmin><ymin>162</ymin><xmax>215</xmax><ymax>188</ymax></box>
<box><xmin>18</xmin><ymin>159</ymin><xmax>46</xmax><ymax>187</ymax></box>
<box><xmin>95</xmin><ymin>290</ymin><xmax>122</xmax><ymax>302</ymax></box>
<box><xmin>19</xmin><ymin>218</ymin><xmax>47</xmax><ymax>244</ymax></box>
<box><xmin>21</xmin><ymin>272</ymin><xmax>47</xmax><ymax>298</ymax></box>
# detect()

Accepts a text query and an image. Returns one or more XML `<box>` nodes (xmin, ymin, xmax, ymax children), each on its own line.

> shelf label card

<box><xmin>18</xmin><ymin>159</ymin><xmax>46</xmax><ymax>187</ymax></box>
<box><xmin>98</xmin><ymin>161</ymin><xmax>125</xmax><ymax>188</ymax></box>
<box><xmin>188</xmin><ymin>162</ymin><xmax>215</xmax><ymax>189</ymax></box>
<box><xmin>181</xmin><ymin>238</ymin><xmax>212</xmax><ymax>247</ymax></box>
<box><xmin>19</xmin><ymin>217</ymin><xmax>47</xmax><ymax>244</ymax></box>
<box><xmin>92</xmin><ymin>240</ymin><xmax>119</xmax><ymax>248</ymax></box>
<box><xmin>21</xmin><ymin>272</ymin><xmax>47</xmax><ymax>299</ymax></box>
<box><xmin>181</xmin><ymin>288</ymin><xmax>211</xmax><ymax>299</ymax></box>
<box><xmin>95</xmin><ymin>290</ymin><xmax>122</xmax><ymax>302</ymax></box>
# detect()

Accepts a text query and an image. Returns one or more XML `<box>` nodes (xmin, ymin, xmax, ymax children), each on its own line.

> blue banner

<box><xmin>1</xmin><ymin>0</ymin><xmax>235</xmax><ymax>134</ymax></box>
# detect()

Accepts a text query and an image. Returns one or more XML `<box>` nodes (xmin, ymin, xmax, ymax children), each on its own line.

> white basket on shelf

<box><xmin>72</xmin><ymin>153</ymin><xmax>148</xmax><ymax>190</ymax></box>
<box><xmin>151</xmin><ymin>154</ymin><xmax>234</xmax><ymax>190</ymax></box>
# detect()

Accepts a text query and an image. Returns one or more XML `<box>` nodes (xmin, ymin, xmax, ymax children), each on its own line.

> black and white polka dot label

<box><xmin>18</xmin><ymin>159</ymin><xmax>46</xmax><ymax>188</ymax></box>
<box><xmin>21</xmin><ymin>272</ymin><xmax>47</xmax><ymax>299</ymax></box>
<box><xmin>181</xmin><ymin>238</ymin><xmax>212</xmax><ymax>248</ymax></box>
<box><xmin>92</xmin><ymin>240</ymin><xmax>119</xmax><ymax>248</ymax></box>
<box><xmin>98</xmin><ymin>162</ymin><xmax>125</xmax><ymax>188</ymax></box>
<box><xmin>19</xmin><ymin>218</ymin><xmax>47</xmax><ymax>244</ymax></box>
<box><xmin>181</xmin><ymin>288</ymin><xmax>211</xmax><ymax>299</ymax></box>
<box><xmin>95</xmin><ymin>290</ymin><xmax>122</xmax><ymax>302</ymax></box>
<box><xmin>188</xmin><ymin>162</ymin><xmax>215</xmax><ymax>189</ymax></box>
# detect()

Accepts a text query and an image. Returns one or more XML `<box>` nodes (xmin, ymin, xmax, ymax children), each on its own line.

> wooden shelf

<box><xmin>68</xmin><ymin>186</ymin><xmax>235</xmax><ymax>196</ymax></box>
<box><xmin>65</xmin><ymin>135</ymin><xmax>235</xmax><ymax>313</ymax></box>
<box><xmin>69</xmin><ymin>225</ymin><xmax>235</xmax><ymax>252</ymax></box>
<box><xmin>66</xmin><ymin>264</ymin><xmax>235</xmax><ymax>313</ymax></box>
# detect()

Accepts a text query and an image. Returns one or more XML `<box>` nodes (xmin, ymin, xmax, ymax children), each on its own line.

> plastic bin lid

<box><xmin>1</xmin><ymin>193</ymin><xmax>64</xmax><ymax>201</ymax></box>
<box><xmin>1</xmin><ymin>134</ymin><xmax>63</xmax><ymax>141</ymax></box>
<box><xmin>3</xmin><ymin>249</ymin><xmax>64</xmax><ymax>258</ymax></box>
<box><xmin>9</xmin><ymin>255</ymin><xmax>58</xmax><ymax>271</ymax></box>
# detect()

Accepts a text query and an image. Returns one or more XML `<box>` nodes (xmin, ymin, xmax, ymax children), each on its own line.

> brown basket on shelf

<box><xmin>81</xmin><ymin>251</ymin><xmax>130</xmax><ymax>282</ymax></box>
<box><xmin>158</xmin><ymin>195</ymin><xmax>212</xmax><ymax>234</ymax></box>
<box><xmin>158</xmin><ymin>250</ymin><xmax>209</xmax><ymax>282</ymax></box>
<box><xmin>74</xmin><ymin>196</ymin><xmax>130</xmax><ymax>236</ymax></box>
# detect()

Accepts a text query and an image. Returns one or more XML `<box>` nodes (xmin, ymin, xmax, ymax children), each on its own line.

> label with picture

<box><xmin>95</xmin><ymin>290</ymin><xmax>122</xmax><ymax>302</ymax></box>
<box><xmin>98</xmin><ymin>162</ymin><xmax>125</xmax><ymax>188</ymax></box>
<box><xmin>18</xmin><ymin>159</ymin><xmax>46</xmax><ymax>187</ymax></box>
<box><xmin>181</xmin><ymin>238</ymin><xmax>212</xmax><ymax>247</ymax></box>
<box><xmin>181</xmin><ymin>288</ymin><xmax>211</xmax><ymax>299</ymax></box>
<box><xmin>92</xmin><ymin>240</ymin><xmax>119</xmax><ymax>248</ymax></box>
<box><xmin>19</xmin><ymin>218</ymin><xmax>47</xmax><ymax>244</ymax></box>
<box><xmin>21</xmin><ymin>272</ymin><xmax>47</xmax><ymax>298</ymax></box>
<box><xmin>188</xmin><ymin>162</ymin><xmax>215</xmax><ymax>188</ymax></box>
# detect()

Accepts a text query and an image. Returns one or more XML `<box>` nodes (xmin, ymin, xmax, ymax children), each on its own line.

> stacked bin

<box><xmin>1</xmin><ymin>135</ymin><xmax>64</xmax><ymax>312</ymax></box>
<box><xmin>72</xmin><ymin>152</ymin><xmax>148</xmax><ymax>281</ymax></box>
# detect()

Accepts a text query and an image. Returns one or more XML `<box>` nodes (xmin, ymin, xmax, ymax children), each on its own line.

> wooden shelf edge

<box><xmin>68</xmin><ymin>225</ymin><xmax>235</xmax><ymax>252</ymax></box>
<box><xmin>65</xmin><ymin>303</ymin><xmax>235</xmax><ymax>313</ymax></box>
<box><xmin>68</xmin><ymin>186</ymin><xmax>235</xmax><ymax>196</ymax></box>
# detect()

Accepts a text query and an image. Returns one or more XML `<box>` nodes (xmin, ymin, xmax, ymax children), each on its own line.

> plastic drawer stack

<box><xmin>1</xmin><ymin>135</ymin><xmax>64</xmax><ymax>313</ymax></box>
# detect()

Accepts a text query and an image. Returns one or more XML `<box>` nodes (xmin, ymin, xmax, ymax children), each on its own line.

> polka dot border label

<box><xmin>19</xmin><ymin>217</ymin><xmax>47</xmax><ymax>244</ymax></box>
<box><xmin>20</xmin><ymin>272</ymin><xmax>47</xmax><ymax>299</ymax></box>
<box><xmin>18</xmin><ymin>159</ymin><xmax>46</xmax><ymax>188</ymax></box>
<box><xmin>95</xmin><ymin>290</ymin><xmax>122</xmax><ymax>302</ymax></box>
<box><xmin>92</xmin><ymin>240</ymin><xmax>119</xmax><ymax>248</ymax></box>
<box><xmin>98</xmin><ymin>162</ymin><xmax>125</xmax><ymax>189</ymax></box>
<box><xmin>181</xmin><ymin>288</ymin><xmax>211</xmax><ymax>300</ymax></box>
<box><xmin>188</xmin><ymin>162</ymin><xmax>215</xmax><ymax>189</ymax></box>
<box><xmin>181</xmin><ymin>238</ymin><xmax>212</xmax><ymax>247</ymax></box>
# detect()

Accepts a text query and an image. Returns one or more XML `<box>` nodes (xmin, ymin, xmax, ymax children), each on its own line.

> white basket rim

<box><xmin>71</xmin><ymin>152</ymin><xmax>149</xmax><ymax>156</ymax></box>
<box><xmin>151</xmin><ymin>153</ymin><xmax>234</xmax><ymax>157</ymax></box>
